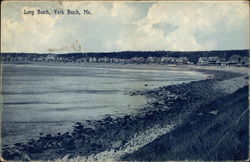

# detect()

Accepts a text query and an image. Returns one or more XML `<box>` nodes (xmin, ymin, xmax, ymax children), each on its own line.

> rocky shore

<box><xmin>1</xmin><ymin>66</ymin><xmax>248</xmax><ymax>161</ymax></box>
<box><xmin>123</xmin><ymin>85</ymin><xmax>249</xmax><ymax>161</ymax></box>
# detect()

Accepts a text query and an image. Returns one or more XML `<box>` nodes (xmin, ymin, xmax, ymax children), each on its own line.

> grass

<box><xmin>122</xmin><ymin>85</ymin><xmax>249</xmax><ymax>161</ymax></box>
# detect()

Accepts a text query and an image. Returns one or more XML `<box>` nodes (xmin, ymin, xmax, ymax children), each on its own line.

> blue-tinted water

<box><xmin>2</xmin><ymin>63</ymin><xmax>206</xmax><ymax>146</ymax></box>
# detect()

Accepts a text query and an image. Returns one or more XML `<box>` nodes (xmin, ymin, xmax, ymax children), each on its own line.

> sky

<box><xmin>1</xmin><ymin>1</ymin><xmax>249</xmax><ymax>53</ymax></box>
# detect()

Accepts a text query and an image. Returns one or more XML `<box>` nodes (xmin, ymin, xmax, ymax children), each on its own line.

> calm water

<box><xmin>2</xmin><ymin>63</ymin><xmax>206</xmax><ymax>146</ymax></box>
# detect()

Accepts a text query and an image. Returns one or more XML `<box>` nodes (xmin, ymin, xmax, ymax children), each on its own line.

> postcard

<box><xmin>1</xmin><ymin>0</ymin><xmax>249</xmax><ymax>161</ymax></box>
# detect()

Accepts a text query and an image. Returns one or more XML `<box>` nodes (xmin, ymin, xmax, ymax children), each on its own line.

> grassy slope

<box><xmin>122</xmin><ymin>86</ymin><xmax>249</xmax><ymax>161</ymax></box>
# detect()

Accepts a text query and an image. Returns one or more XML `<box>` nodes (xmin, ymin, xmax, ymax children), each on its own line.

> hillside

<box><xmin>122</xmin><ymin>85</ymin><xmax>249</xmax><ymax>161</ymax></box>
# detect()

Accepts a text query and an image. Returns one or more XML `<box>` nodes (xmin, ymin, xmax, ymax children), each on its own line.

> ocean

<box><xmin>2</xmin><ymin>63</ymin><xmax>206</xmax><ymax>146</ymax></box>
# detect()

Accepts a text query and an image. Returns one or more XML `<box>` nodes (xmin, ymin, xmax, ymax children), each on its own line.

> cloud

<box><xmin>1</xmin><ymin>1</ymin><xmax>249</xmax><ymax>53</ymax></box>
<box><xmin>116</xmin><ymin>1</ymin><xmax>249</xmax><ymax>51</ymax></box>
<box><xmin>2</xmin><ymin>6</ymin><xmax>60</xmax><ymax>53</ymax></box>
<box><xmin>111</xmin><ymin>2</ymin><xmax>135</xmax><ymax>20</ymax></box>
<box><xmin>1</xmin><ymin>3</ymin><xmax>100</xmax><ymax>53</ymax></box>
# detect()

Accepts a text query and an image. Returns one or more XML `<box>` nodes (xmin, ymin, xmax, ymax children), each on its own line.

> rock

<box><xmin>71</xmin><ymin>132</ymin><xmax>77</xmax><ymax>137</ymax></box>
<box><xmin>67</xmin><ymin>139</ymin><xmax>75</xmax><ymax>145</ymax></box>
<box><xmin>25</xmin><ymin>146</ymin><xmax>41</xmax><ymax>154</ymax></box>
<box><xmin>2</xmin><ymin>150</ymin><xmax>18</xmax><ymax>160</ymax></box>
<box><xmin>209</xmin><ymin>110</ymin><xmax>218</xmax><ymax>115</ymax></box>
<box><xmin>35</xmin><ymin>141</ymin><xmax>44</xmax><ymax>149</ymax></box>
<box><xmin>62</xmin><ymin>154</ymin><xmax>71</xmax><ymax>161</ymax></box>
<box><xmin>73</xmin><ymin>123</ymin><xmax>84</xmax><ymax>134</ymax></box>
<box><xmin>10</xmin><ymin>149</ymin><xmax>30</xmax><ymax>161</ymax></box>
<box><xmin>112</xmin><ymin>140</ymin><xmax>123</xmax><ymax>149</ymax></box>
<box><xmin>76</xmin><ymin>122</ymin><xmax>81</xmax><ymax>125</ymax></box>
<box><xmin>14</xmin><ymin>143</ymin><xmax>22</xmax><ymax>146</ymax></box>
<box><xmin>83</xmin><ymin>128</ymin><xmax>95</xmax><ymax>135</ymax></box>
<box><xmin>89</xmin><ymin>143</ymin><xmax>102</xmax><ymax>152</ymax></box>
<box><xmin>27</xmin><ymin>140</ymin><xmax>35</xmax><ymax>145</ymax></box>
<box><xmin>104</xmin><ymin>116</ymin><xmax>113</xmax><ymax>122</ymax></box>
<box><xmin>124</xmin><ymin>115</ymin><xmax>131</xmax><ymax>121</ymax></box>
<box><xmin>63</xmin><ymin>138</ymin><xmax>75</xmax><ymax>150</ymax></box>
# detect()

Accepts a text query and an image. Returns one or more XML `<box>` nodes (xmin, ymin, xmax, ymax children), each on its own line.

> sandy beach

<box><xmin>2</xmin><ymin>65</ymin><xmax>249</xmax><ymax>161</ymax></box>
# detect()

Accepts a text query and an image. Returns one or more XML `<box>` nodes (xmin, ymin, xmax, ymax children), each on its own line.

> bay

<box><xmin>2</xmin><ymin>63</ymin><xmax>206</xmax><ymax>146</ymax></box>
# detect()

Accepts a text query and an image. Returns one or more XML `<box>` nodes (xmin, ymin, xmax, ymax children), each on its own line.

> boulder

<box><xmin>112</xmin><ymin>140</ymin><xmax>123</xmax><ymax>149</ymax></box>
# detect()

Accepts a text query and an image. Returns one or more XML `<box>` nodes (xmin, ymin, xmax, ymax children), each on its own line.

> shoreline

<box><xmin>3</xmin><ymin>61</ymin><xmax>249</xmax><ymax>73</ymax></box>
<box><xmin>1</xmin><ymin>64</ymin><xmax>249</xmax><ymax>161</ymax></box>
<box><xmin>123</xmin><ymin>86</ymin><xmax>248</xmax><ymax>161</ymax></box>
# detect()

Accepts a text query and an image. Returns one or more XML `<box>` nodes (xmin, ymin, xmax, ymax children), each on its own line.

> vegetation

<box><xmin>122</xmin><ymin>86</ymin><xmax>249</xmax><ymax>161</ymax></box>
<box><xmin>1</xmin><ymin>49</ymin><xmax>249</xmax><ymax>64</ymax></box>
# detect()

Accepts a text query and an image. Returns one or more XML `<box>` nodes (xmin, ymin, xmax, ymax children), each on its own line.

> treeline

<box><xmin>1</xmin><ymin>49</ymin><xmax>249</xmax><ymax>64</ymax></box>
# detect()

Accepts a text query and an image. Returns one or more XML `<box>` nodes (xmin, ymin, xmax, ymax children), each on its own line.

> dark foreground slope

<box><xmin>122</xmin><ymin>85</ymin><xmax>249</xmax><ymax>161</ymax></box>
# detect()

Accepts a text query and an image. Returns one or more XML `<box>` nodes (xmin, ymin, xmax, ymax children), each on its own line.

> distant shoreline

<box><xmin>1</xmin><ymin>49</ymin><xmax>249</xmax><ymax>67</ymax></box>
<box><xmin>2</xmin><ymin>61</ymin><xmax>249</xmax><ymax>74</ymax></box>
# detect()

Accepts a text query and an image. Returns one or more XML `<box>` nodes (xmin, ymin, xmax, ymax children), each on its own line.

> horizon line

<box><xmin>1</xmin><ymin>49</ymin><xmax>249</xmax><ymax>55</ymax></box>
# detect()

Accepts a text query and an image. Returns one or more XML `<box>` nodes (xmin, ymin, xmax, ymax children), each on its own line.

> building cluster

<box><xmin>1</xmin><ymin>54</ymin><xmax>249</xmax><ymax>66</ymax></box>
<box><xmin>197</xmin><ymin>55</ymin><xmax>248</xmax><ymax>66</ymax></box>
<box><xmin>2</xmin><ymin>55</ymin><xmax>192</xmax><ymax>64</ymax></box>
<box><xmin>76</xmin><ymin>56</ymin><xmax>191</xmax><ymax>64</ymax></box>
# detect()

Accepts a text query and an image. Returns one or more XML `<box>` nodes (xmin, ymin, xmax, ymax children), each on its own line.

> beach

<box><xmin>2</xmin><ymin>0</ymin><xmax>249</xmax><ymax>161</ymax></box>
<box><xmin>2</xmin><ymin>64</ymin><xmax>249</xmax><ymax>161</ymax></box>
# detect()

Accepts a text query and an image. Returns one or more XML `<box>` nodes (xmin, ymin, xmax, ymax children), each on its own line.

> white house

<box><xmin>197</xmin><ymin>57</ymin><xmax>209</xmax><ymax>65</ymax></box>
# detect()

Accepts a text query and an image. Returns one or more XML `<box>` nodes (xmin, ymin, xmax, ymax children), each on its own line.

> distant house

<box><xmin>208</xmin><ymin>57</ymin><xmax>220</xmax><ymax>65</ymax></box>
<box><xmin>160</xmin><ymin>57</ymin><xmax>168</xmax><ymax>63</ymax></box>
<box><xmin>228</xmin><ymin>55</ymin><xmax>242</xmax><ymax>65</ymax></box>
<box><xmin>197</xmin><ymin>57</ymin><xmax>209</xmax><ymax>65</ymax></box>
<box><xmin>109</xmin><ymin>58</ymin><xmax>115</xmax><ymax>63</ymax></box>
<box><xmin>241</xmin><ymin>57</ymin><xmax>249</xmax><ymax>66</ymax></box>
<box><xmin>125</xmin><ymin>59</ymin><xmax>131</xmax><ymax>64</ymax></box>
<box><xmin>176</xmin><ymin>57</ymin><xmax>189</xmax><ymax>64</ymax></box>
<box><xmin>104</xmin><ymin>57</ymin><xmax>110</xmax><ymax>63</ymax></box>
<box><xmin>160</xmin><ymin>57</ymin><xmax>177</xmax><ymax>64</ymax></box>
<box><xmin>130</xmin><ymin>57</ymin><xmax>138</xmax><ymax>63</ymax></box>
<box><xmin>76</xmin><ymin>58</ymin><xmax>86</xmax><ymax>63</ymax></box>
<box><xmin>117</xmin><ymin>58</ymin><xmax>126</xmax><ymax>63</ymax></box>
<box><xmin>169</xmin><ymin>57</ymin><xmax>177</xmax><ymax>63</ymax></box>
<box><xmin>137</xmin><ymin>57</ymin><xmax>145</xmax><ymax>64</ymax></box>
<box><xmin>146</xmin><ymin>57</ymin><xmax>154</xmax><ymax>63</ymax></box>
<box><xmin>111</xmin><ymin>58</ymin><xmax>117</xmax><ymax>63</ymax></box>
<box><xmin>88</xmin><ymin>57</ymin><xmax>97</xmax><ymax>62</ymax></box>
<box><xmin>37</xmin><ymin>57</ymin><xmax>43</xmax><ymax>61</ymax></box>
<box><xmin>218</xmin><ymin>57</ymin><xmax>227</xmax><ymax>66</ymax></box>
<box><xmin>45</xmin><ymin>55</ymin><xmax>56</xmax><ymax>62</ymax></box>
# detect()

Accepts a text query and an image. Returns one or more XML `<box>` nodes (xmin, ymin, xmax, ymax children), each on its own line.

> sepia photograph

<box><xmin>0</xmin><ymin>0</ymin><xmax>249</xmax><ymax>161</ymax></box>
